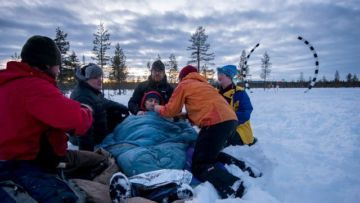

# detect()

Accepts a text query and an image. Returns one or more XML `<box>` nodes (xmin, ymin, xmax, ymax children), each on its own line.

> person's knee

<box><xmin>16</xmin><ymin>170</ymin><xmax>78</xmax><ymax>203</ymax></box>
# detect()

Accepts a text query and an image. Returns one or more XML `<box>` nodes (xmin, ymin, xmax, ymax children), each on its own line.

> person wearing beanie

<box><xmin>178</xmin><ymin>65</ymin><xmax>198</xmax><ymax>81</ymax></box>
<box><xmin>128</xmin><ymin>59</ymin><xmax>173</xmax><ymax>115</ymax></box>
<box><xmin>154</xmin><ymin>65</ymin><xmax>246</xmax><ymax>199</ymax></box>
<box><xmin>217</xmin><ymin>65</ymin><xmax>257</xmax><ymax>146</ymax></box>
<box><xmin>217</xmin><ymin>65</ymin><xmax>237</xmax><ymax>79</ymax></box>
<box><xmin>20</xmin><ymin>35</ymin><xmax>62</xmax><ymax>78</ymax></box>
<box><xmin>0</xmin><ymin>35</ymin><xmax>93</xmax><ymax>202</ymax></box>
<box><xmin>70</xmin><ymin>63</ymin><xmax>129</xmax><ymax>151</ymax></box>
<box><xmin>140</xmin><ymin>90</ymin><xmax>164</xmax><ymax>112</ymax></box>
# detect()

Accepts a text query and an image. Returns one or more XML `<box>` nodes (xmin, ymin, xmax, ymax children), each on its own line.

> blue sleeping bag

<box><xmin>99</xmin><ymin>112</ymin><xmax>197</xmax><ymax>176</ymax></box>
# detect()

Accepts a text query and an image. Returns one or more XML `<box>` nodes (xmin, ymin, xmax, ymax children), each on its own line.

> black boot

<box><xmin>218</xmin><ymin>152</ymin><xmax>262</xmax><ymax>178</ymax></box>
<box><xmin>233</xmin><ymin>180</ymin><xmax>245</xmax><ymax>198</ymax></box>
<box><xmin>197</xmin><ymin>165</ymin><xmax>243</xmax><ymax>199</ymax></box>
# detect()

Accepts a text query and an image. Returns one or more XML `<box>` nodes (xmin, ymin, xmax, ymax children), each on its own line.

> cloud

<box><xmin>0</xmin><ymin>0</ymin><xmax>359</xmax><ymax>80</ymax></box>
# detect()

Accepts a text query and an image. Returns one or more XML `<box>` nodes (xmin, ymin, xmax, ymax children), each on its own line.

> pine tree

<box><xmin>187</xmin><ymin>26</ymin><xmax>215</xmax><ymax>71</ymax></box>
<box><xmin>156</xmin><ymin>54</ymin><xmax>161</xmax><ymax>61</ymax></box>
<box><xmin>82</xmin><ymin>55</ymin><xmax>86</xmax><ymax>65</ymax></box>
<box><xmin>238</xmin><ymin>50</ymin><xmax>248</xmax><ymax>80</ymax></box>
<box><xmin>353</xmin><ymin>74</ymin><xmax>358</xmax><ymax>82</ymax></box>
<box><xmin>167</xmin><ymin>54</ymin><xmax>178</xmax><ymax>83</ymax></box>
<box><xmin>299</xmin><ymin>72</ymin><xmax>305</xmax><ymax>82</ymax></box>
<box><xmin>334</xmin><ymin>70</ymin><xmax>340</xmax><ymax>83</ymax></box>
<box><xmin>11</xmin><ymin>52</ymin><xmax>20</xmax><ymax>61</ymax></box>
<box><xmin>63</xmin><ymin>51</ymin><xmax>80</xmax><ymax>85</ymax></box>
<box><xmin>147</xmin><ymin>60</ymin><xmax>151</xmax><ymax>70</ymax></box>
<box><xmin>346</xmin><ymin>73</ymin><xmax>352</xmax><ymax>83</ymax></box>
<box><xmin>260</xmin><ymin>51</ymin><xmax>271</xmax><ymax>90</ymax></box>
<box><xmin>111</xmin><ymin>43</ymin><xmax>127</xmax><ymax>83</ymax></box>
<box><xmin>322</xmin><ymin>75</ymin><xmax>327</xmax><ymax>82</ymax></box>
<box><xmin>54</xmin><ymin>27</ymin><xmax>70</xmax><ymax>83</ymax></box>
<box><xmin>68</xmin><ymin>51</ymin><xmax>80</xmax><ymax>70</ymax></box>
<box><xmin>92</xmin><ymin>22</ymin><xmax>111</xmax><ymax>69</ymax></box>
<box><xmin>200</xmin><ymin>64</ymin><xmax>209</xmax><ymax>80</ymax></box>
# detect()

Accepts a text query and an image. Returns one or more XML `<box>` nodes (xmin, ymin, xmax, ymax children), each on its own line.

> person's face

<box><xmin>151</xmin><ymin>69</ymin><xmax>165</xmax><ymax>82</ymax></box>
<box><xmin>217</xmin><ymin>72</ymin><xmax>231</xmax><ymax>86</ymax></box>
<box><xmin>48</xmin><ymin>65</ymin><xmax>60</xmax><ymax>78</ymax></box>
<box><xmin>145</xmin><ymin>98</ymin><xmax>160</xmax><ymax>111</ymax></box>
<box><xmin>86</xmin><ymin>76</ymin><xmax>103</xmax><ymax>90</ymax></box>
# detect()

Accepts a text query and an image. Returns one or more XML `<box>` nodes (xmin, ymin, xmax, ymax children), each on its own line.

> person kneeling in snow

<box><xmin>69</xmin><ymin>63</ymin><xmax>129</xmax><ymax>151</ymax></box>
<box><xmin>154</xmin><ymin>65</ymin><xmax>245</xmax><ymax>199</ymax></box>
<box><xmin>217</xmin><ymin>65</ymin><xmax>257</xmax><ymax>146</ymax></box>
<box><xmin>0</xmin><ymin>35</ymin><xmax>94</xmax><ymax>202</ymax></box>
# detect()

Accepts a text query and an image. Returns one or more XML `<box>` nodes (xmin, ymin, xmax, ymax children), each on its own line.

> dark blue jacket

<box><xmin>70</xmin><ymin>81</ymin><xmax>129</xmax><ymax>150</ymax></box>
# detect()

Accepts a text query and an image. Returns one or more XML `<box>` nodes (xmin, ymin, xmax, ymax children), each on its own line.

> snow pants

<box><xmin>191</xmin><ymin>120</ymin><xmax>240</xmax><ymax>198</ymax></box>
<box><xmin>0</xmin><ymin>160</ymin><xmax>78</xmax><ymax>203</ymax></box>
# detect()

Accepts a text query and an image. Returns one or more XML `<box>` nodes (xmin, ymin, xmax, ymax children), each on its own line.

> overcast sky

<box><xmin>0</xmin><ymin>0</ymin><xmax>359</xmax><ymax>80</ymax></box>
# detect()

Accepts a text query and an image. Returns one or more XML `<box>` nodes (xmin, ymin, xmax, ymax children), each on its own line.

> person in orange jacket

<box><xmin>154</xmin><ymin>65</ymin><xmax>245</xmax><ymax>199</ymax></box>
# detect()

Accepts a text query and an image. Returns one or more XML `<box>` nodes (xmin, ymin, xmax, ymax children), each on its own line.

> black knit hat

<box><xmin>151</xmin><ymin>60</ymin><xmax>165</xmax><ymax>71</ymax></box>
<box><xmin>21</xmin><ymin>35</ymin><xmax>61</xmax><ymax>69</ymax></box>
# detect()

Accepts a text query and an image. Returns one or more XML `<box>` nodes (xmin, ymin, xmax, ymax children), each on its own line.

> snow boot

<box><xmin>218</xmin><ymin>152</ymin><xmax>262</xmax><ymax>178</ymax></box>
<box><xmin>110</xmin><ymin>172</ymin><xmax>132</xmax><ymax>203</ymax></box>
<box><xmin>231</xmin><ymin>180</ymin><xmax>245</xmax><ymax>198</ymax></box>
<box><xmin>175</xmin><ymin>183</ymin><xmax>194</xmax><ymax>200</ymax></box>
<box><xmin>197</xmin><ymin>165</ymin><xmax>242</xmax><ymax>199</ymax></box>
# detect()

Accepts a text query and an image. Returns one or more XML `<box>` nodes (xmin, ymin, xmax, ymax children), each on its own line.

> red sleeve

<box><xmin>25</xmin><ymin>79</ymin><xmax>93</xmax><ymax>135</ymax></box>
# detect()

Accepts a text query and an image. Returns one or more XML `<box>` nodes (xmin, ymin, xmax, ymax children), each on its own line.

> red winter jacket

<box><xmin>0</xmin><ymin>61</ymin><xmax>93</xmax><ymax>160</ymax></box>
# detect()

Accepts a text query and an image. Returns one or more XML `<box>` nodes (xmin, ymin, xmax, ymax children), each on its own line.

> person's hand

<box><xmin>154</xmin><ymin>105</ymin><xmax>162</xmax><ymax>113</ymax></box>
<box><xmin>174</xmin><ymin>112</ymin><xmax>188</xmax><ymax>120</ymax></box>
<box><xmin>81</xmin><ymin>103</ymin><xmax>93</xmax><ymax>113</ymax></box>
<box><xmin>137</xmin><ymin>111</ymin><xmax>145</xmax><ymax>115</ymax></box>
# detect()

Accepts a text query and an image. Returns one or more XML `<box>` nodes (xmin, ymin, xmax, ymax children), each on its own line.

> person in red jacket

<box><xmin>0</xmin><ymin>35</ymin><xmax>93</xmax><ymax>202</ymax></box>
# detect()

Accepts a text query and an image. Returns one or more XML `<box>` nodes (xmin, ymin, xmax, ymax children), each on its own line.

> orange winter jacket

<box><xmin>158</xmin><ymin>72</ymin><xmax>237</xmax><ymax>127</ymax></box>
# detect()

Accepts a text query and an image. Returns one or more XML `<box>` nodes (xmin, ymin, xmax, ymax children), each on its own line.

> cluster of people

<box><xmin>0</xmin><ymin>35</ymin><xmax>257</xmax><ymax>202</ymax></box>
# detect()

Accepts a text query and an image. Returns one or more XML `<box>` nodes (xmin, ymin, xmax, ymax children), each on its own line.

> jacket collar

<box><xmin>0</xmin><ymin>61</ymin><xmax>56</xmax><ymax>86</ymax></box>
<box><xmin>77</xmin><ymin>80</ymin><xmax>102</xmax><ymax>95</ymax></box>
<box><xmin>181</xmin><ymin>72</ymin><xmax>208</xmax><ymax>83</ymax></box>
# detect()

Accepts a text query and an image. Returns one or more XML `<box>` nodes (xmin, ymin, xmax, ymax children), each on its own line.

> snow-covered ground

<box><xmin>99</xmin><ymin>88</ymin><xmax>360</xmax><ymax>203</ymax></box>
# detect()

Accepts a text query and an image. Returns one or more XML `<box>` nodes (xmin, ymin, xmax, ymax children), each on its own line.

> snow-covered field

<box><xmin>102</xmin><ymin>88</ymin><xmax>360</xmax><ymax>203</ymax></box>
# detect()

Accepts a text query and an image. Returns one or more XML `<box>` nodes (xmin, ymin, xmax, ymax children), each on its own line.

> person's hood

<box><xmin>0</xmin><ymin>61</ymin><xmax>55</xmax><ymax>86</ymax></box>
<box><xmin>181</xmin><ymin>72</ymin><xmax>207</xmax><ymax>83</ymax></box>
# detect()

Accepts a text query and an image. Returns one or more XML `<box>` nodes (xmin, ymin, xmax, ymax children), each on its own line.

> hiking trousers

<box><xmin>191</xmin><ymin>120</ymin><xmax>240</xmax><ymax>197</ymax></box>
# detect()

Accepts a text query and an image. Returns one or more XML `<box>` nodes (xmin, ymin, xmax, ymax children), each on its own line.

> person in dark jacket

<box><xmin>0</xmin><ymin>35</ymin><xmax>93</xmax><ymax>203</ymax></box>
<box><xmin>128</xmin><ymin>60</ymin><xmax>174</xmax><ymax>115</ymax></box>
<box><xmin>70</xmin><ymin>63</ymin><xmax>129</xmax><ymax>151</ymax></box>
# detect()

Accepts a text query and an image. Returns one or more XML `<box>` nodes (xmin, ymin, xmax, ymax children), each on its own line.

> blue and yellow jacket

<box><xmin>219</xmin><ymin>84</ymin><xmax>254</xmax><ymax>144</ymax></box>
